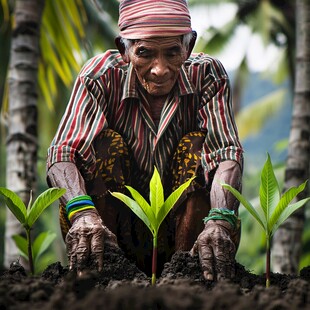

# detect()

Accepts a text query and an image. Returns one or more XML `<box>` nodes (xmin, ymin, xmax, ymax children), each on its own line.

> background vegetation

<box><xmin>0</xmin><ymin>0</ymin><xmax>309</xmax><ymax>275</ymax></box>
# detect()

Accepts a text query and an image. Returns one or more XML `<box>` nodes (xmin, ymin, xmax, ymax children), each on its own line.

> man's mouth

<box><xmin>151</xmin><ymin>80</ymin><xmax>169</xmax><ymax>86</ymax></box>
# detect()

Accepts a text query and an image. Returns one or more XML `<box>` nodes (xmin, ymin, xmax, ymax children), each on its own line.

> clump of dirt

<box><xmin>1</xmin><ymin>245</ymin><xmax>309</xmax><ymax>310</ymax></box>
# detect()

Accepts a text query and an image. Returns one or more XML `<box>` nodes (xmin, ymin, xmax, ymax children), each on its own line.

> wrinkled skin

<box><xmin>191</xmin><ymin>160</ymin><xmax>242</xmax><ymax>281</ymax></box>
<box><xmin>47</xmin><ymin>162</ymin><xmax>118</xmax><ymax>274</ymax></box>
<box><xmin>191</xmin><ymin>220</ymin><xmax>238</xmax><ymax>281</ymax></box>
<box><xmin>124</xmin><ymin>36</ymin><xmax>188</xmax><ymax>98</ymax></box>
<box><xmin>66</xmin><ymin>209</ymin><xmax>118</xmax><ymax>275</ymax></box>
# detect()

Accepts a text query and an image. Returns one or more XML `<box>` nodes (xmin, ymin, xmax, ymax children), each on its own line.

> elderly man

<box><xmin>46</xmin><ymin>0</ymin><xmax>243</xmax><ymax>280</ymax></box>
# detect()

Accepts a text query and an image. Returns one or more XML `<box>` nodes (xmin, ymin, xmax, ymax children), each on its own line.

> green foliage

<box><xmin>300</xmin><ymin>215</ymin><xmax>310</xmax><ymax>270</ymax></box>
<box><xmin>223</xmin><ymin>154</ymin><xmax>309</xmax><ymax>238</ymax></box>
<box><xmin>0</xmin><ymin>187</ymin><xmax>66</xmax><ymax>274</ymax></box>
<box><xmin>110</xmin><ymin>166</ymin><xmax>195</xmax><ymax>284</ymax></box>
<box><xmin>222</xmin><ymin>153</ymin><xmax>310</xmax><ymax>287</ymax></box>
<box><xmin>0</xmin><ymin>187</ymin><xmax>66</xmax><ymax>230</ymax></box>
<box><xmin>236</xmin><ymin>88</ymin><xmax>286</xmax><ymax>140</ymax></box>
<box><xmin>236</xmin><ymin>207</ymin><xmax>266</xmax><ymax>274</ymax></box>
<box><xmin>111</xmin><ymin>167</ymin><xmax>195</xmax><ymax>242</ymax></box>
<box><xmin>12</xmin><ymin>231</ymin><xmax>56</xmax><ymax>271</ymax></box>
<box><xmin>40</xmin><ymin>0</ymin><xmax>88</xmax><ymax>110</ymax></box>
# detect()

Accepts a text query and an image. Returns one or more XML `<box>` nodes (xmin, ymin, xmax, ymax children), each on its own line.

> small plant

<box><xmin>12</xmin><ymin>231</ymin><xmax>57</xmax><ymax>274</ymax></box>
<box><xmin>110</xmin><ymin>166</ymin><xmax>195</xmax><ymax>285</ymax></box>
<box><xmin>0</xmin><ymin>187</ymin><xmax>66</xmax><ymax>274</ymax></box>
<box><xmin>221</xmin><ymin>153</ymin><xmax>310</xmax><ymax>287</ymax></box>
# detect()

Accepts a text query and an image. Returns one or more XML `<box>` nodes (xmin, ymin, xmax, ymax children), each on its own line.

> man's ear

<box><xmin>186</xmin><ymin>30</ymin><xmax>197</xmax><ymax>59</ymax></box>
<box><xmin>115</xmin><ymin>36</ymin><xmax>130</xmax><ymax>63</ymax></box>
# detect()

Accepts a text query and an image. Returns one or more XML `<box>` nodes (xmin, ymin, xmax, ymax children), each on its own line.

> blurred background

<box><xmin>0</xmin><ymin>0</ymin><xmax>309</xmax><ymax>275</ymax></box>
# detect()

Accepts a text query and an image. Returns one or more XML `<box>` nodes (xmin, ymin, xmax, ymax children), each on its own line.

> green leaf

<box><xmin>125</xmin><ymin>186</ymin><xmax>156</xmax><ymax>225</ymax></box>
<box><xmin>156</xmin><ymin>176</ymin><xmax>195</xmax><ymax>231</ymax></box>
<box><xmin>236</xmin><ymin>89</ymin><xmax>286</xmax><ymax>142</ymax></box>
<box><xmin>38</xmin><ymin>62</ymin><xmax>54</xmax><ymax>111</ymax></box>
<box><xmin>27</xmin><ymin>190</ymin><xmax>33</xmax><ymax>209</ymax></box>
<box><xmin>0</xmin><ymin>187</ymin><xmax>26</xmax><ymax>224</ymax></box>
<box><xmin>149</xmin><ymin>167</ymin><xmax>164</xmax><ymax>217</ymax></box>
<box><xmin>26</xmin><ymin>188</ymin><xmax>66</xmax><ymax>228</ymax></box>
<box><xmin>1</xmin><ymin>0</ymin><xmax>10</xmax><ymax>23</ymax></box>
<box><xmin>33</xmin><ymin>231</ymin><xmax>57</xmax><ymax>265</ymax></box>
<box><xmin>221</xmin><ymin>183</ymin><xmax>267</xmax><ymax>231</ymax></box>
<box><xmin>109</xmin><ymin>191</ymin><xmax>154</xmax><ymax>235</ymax></box>
<box><xmin>269</xmin><ymin>181</ymin><xmax>308</xmax><ymax>230</ymax></box>
<box><xmin>259</xmin><ymin>153</ymin><xmax>280</xmax><ymax>226</ymax></box>
<box><xmin>55</xmin><ymin>0</ymin><xmax>81</xmax><ymax>51</ymax></box>
<box><xmin>12</xmin><ymin>234</ymin><xmax>28</xmax><ymax>260</ymax></box>
<box><xmin>63</xmin><ymin>0</ymin><xmax>86</xmax><ymax>38</ymax></box>
<box><xmin>271</xmin><ymin>197</ymin><xmax>310</xmax><ymax>236</ymax></box>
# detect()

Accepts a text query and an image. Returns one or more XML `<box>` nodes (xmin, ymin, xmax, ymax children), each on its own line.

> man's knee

<box><xmin>177</xmin><ymin>131</ymin><xmax>206</xmax><ymax>155</ymax></box>
<box><xmin>87</xmin><ymin>129</ymin><xmax>130</xmax><ymax>197</ymax></box>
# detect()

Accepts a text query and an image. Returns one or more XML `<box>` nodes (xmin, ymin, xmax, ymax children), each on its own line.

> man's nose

<box><xmin>151</xmin><ymin>57</ymin><xmax>169</xmax><ymax>77</ymax></box>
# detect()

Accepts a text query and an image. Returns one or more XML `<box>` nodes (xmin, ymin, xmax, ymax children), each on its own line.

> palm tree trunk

<box><xmin>4</xmin><ymin>0</ymin><xmax>44</xmax><ymax>268</ymax></box>
<box><xmin>272</xmin><ymin>0</ymin><xmax>310</xmax><ymax>274</ymax></box>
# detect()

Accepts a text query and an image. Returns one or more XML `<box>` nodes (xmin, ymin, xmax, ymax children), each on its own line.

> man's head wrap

<box><xmin>118</xmin><ymin>0</ymin><xmax>192</xmax><ymax>39</ymax></box>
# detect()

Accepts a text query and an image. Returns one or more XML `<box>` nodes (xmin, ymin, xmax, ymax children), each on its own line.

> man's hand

<box><xmin>190</xmin><ymin>219</ymin><xmax>237</xmax><ymax>281</ymax></box>
<box><xmin>65</xmin><ymin>209</ymin><xmax>118</xmax><ymax>275</ymax></box>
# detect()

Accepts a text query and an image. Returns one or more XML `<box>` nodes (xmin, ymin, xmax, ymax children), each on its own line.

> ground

<box><xmin>1</xmin><ymin>245</ymin><xmax>310</xmax><ymax>310</ymax></box>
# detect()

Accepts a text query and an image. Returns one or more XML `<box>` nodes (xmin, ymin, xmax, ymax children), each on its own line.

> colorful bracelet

<box><xmin>203</xmin><ymin>208</ymin><xmax>239</xmax><ymax>230</ymax></box>
<box><xmin>65</xmin><ymin>195</ymin><xmax>95</xmax><ymax>221</ymax></box>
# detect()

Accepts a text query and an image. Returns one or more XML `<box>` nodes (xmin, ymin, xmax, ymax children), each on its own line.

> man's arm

<box><xmin>210</xmin><ymin>160</ymin><xmax>242</xmax><ymax>213</ymax></box>
<box><xmin>47</xmin><ymin>162</ymin><xmax>117</xmax><ymax>274</ymax></box>
<box><xmin>47</xmin><ymin>162</ymin><xmax>87</xmax><ymax>204</ymax></box>
<box><xmin>191</xmin><ymin>160</ymin><xmax>242</xmax><ymax>280</ymax></box>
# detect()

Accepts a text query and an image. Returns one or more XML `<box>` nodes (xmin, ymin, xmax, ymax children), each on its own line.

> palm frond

<box><xmin>39</xmin><ymin>0</ymin><xmax>88</xmax><ymax>110</ymax></box>
<box><xmin>195</xmin><ymin>19</ymin><xmax>239</xmax><ymax>55</ymax></box>
<box><xmin>236</xmin><ymin>88</ymin><xmax>287</xmax><ymax>140</ymax></box>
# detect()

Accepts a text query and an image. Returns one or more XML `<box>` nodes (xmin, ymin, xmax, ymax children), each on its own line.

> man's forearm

<box><xmin>47</xmin><ymin>162</ymin><xmax>87</xmax><ymax>206</ymax></box>
<box><xmin>210</xmin><ymin>160</ymin><xmax>242</xmax><ymax>213</ymax></box>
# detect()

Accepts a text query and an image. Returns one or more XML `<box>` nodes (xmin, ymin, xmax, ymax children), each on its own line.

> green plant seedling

<box><xmin>110</xmin><ymin>166</ymin><xmax>195</xmax><ymax>285</ymax></box>
<box><xmin>0</xmin><ymin>187</ymin><xmax>66</xmax><ymax>274</ymax></box>
<box><xmin>221</xmin><ymin>153</ymin><xmax>310</xmax><ymax>287</ymax></box>
<box><xmin>12</xmin><ymin>231</ymin><xmax>57</xmax><ymax>274</ymax></box>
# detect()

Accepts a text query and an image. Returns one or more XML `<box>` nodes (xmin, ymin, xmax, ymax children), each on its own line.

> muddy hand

<box><xmin>65</xmin><ymin>209</ymin><xmax>117</xmax><ymax>275</ymax></box>
<box><xmin>190</xmin><ymin>219</ymin><xmax>236</xmax><ymax>281</ymax></box>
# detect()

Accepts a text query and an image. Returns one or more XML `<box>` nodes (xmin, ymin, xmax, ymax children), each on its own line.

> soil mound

<box><xmin>1</xmin><ymin>245</ymin><xmax>309</xmax><ymax>310</ymax></box>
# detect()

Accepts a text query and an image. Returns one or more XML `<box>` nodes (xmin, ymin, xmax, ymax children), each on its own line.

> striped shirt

<box><xmin>47</xmin><ymin>50</ymin><xmax>243</xmax><ymax>183</ymax></box>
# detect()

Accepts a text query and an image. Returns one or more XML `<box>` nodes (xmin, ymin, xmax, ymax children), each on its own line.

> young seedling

<box><xmin>221</xmin><ymin>153</ymin><xmax>310</xmax><ymax>287</ymax></box>
<box><xmin>110</xmin><ymin>166</ymin><xmax>195</xmax><ymax>285</ymax></box>
<box><xmin>12</xmin><ymin>231</ymin><xmax>57</xmax><ymax>274</ymax></box>
<box><xmin>0</xmin><ymin>187</ymin><xmax>66</xmax><ymax>274</ymax></box>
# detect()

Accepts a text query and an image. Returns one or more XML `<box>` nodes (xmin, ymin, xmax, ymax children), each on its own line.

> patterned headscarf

<box><xmin>118</xmin><ymin>0</ymin><xmax>192</xmax><ymax>39</ymax></box>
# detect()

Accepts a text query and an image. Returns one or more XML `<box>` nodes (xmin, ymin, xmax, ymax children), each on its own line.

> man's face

<box><xmin>128</xmin><ymin>36</ymin><xmax>188</xmax><ymax>97</ymax></box>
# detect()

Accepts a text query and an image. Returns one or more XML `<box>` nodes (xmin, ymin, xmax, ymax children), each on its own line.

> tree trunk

<box><xmin>4</xmin><ymin>0</ymin><xmax>44</xmax><ymax>268</ymax></box>
<box><xmin>272</xmin><ymin>0</ymin><xmax>310</xmax><ymax>274</ymax></box>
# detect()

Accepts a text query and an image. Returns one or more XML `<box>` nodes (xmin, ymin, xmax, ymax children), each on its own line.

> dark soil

<box><xmin>1</xmin><ymin>245</ymin><xmax>310</xmax><ymax>310</ymax></box>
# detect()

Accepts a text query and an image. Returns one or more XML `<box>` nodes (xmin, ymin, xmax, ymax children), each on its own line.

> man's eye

<box><xmin>166</xmin><ymin>48</ymin><xmax>181</xmax><ymax>58</ymax></box>
<box><xmin>167</xmin><ymin>52</ymin><xmax>178</xmax><ymax>57</ymax></box>
<box><xmin>137</xmin><ymin>48</ymin><xmax>150</xmax><ymax>57</ymax></box>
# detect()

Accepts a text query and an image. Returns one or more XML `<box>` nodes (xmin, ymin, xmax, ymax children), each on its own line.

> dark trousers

<box><xmin>59</xmin><ymin>129</ymin><xmax>211</xmax><ymax>275</ymax></box>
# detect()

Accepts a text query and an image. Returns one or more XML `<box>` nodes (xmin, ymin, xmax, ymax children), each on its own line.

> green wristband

<box><xmin>203</xmin><ymin>208</ymin><xmax>239</xmax><ymax>230</ymax></box>
<box><xmin>66</xmin><ymin>195</ymin><xmax>93</xmax><ymax>205</ymax></box>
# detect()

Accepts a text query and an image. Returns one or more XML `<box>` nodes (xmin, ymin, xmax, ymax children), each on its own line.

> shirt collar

<box><xmin>121</xmin><ymin>63</ymin><xmax>196</xmax><ymax>101</ymax></box>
